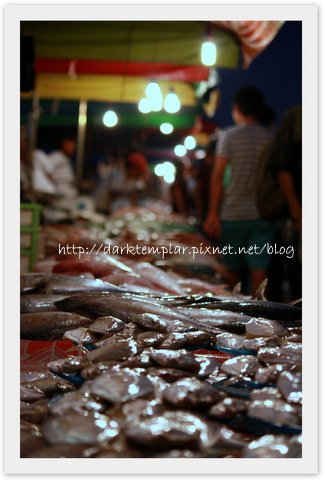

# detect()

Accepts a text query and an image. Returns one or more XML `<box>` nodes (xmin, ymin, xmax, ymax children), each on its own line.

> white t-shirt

<box><xmin>48</xmin><ymin>150</ymin><xmax>77</xmax><ymax>198</ymax></box>
<box><xmin>32</xmin><ymin>149</ymin><xmax>56</xmax><ymax>195</ymax></box>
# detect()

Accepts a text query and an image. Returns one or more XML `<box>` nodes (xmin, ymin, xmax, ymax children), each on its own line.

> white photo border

<box><xmin>3</xmin><ymin>2</ymin><xmax>318</xmax><ymax>475</ymax></box>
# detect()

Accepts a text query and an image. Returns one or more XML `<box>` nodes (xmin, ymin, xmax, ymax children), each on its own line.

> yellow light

<box><xmin>79</xmin><ymin>114</ymin><xmax>87</xmax><ymax>126</ymax></box>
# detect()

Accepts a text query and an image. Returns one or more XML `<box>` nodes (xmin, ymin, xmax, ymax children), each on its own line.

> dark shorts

<box><xmin>220</xmin><ymin>219</ymin><xmax>276</xmax><ymax>271</ymax></box>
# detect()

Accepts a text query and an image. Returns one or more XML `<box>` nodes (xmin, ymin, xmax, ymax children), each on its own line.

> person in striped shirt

<box><xmin>204</xmin><ymin>86</ymin><xmax>275</xmax><ymax>294</ymax></box>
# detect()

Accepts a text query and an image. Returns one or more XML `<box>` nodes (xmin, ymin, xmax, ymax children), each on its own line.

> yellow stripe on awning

<box><xmin>31</xmin><ymin>74</ymin><xmax>196</xmax><ymax>106</ymax></box>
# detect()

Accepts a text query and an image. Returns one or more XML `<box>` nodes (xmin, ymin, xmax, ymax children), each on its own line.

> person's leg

<box><xmin>220</xmin><ymin>221</ymin><xmax>246</xmax><ymax>288</ymax></box>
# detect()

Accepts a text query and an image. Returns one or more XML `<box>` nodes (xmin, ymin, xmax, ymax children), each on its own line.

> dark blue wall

<box><xmin>215</xmin><ymin>21</ymin><xmax>302</xmax><ymax>127</ymax></box>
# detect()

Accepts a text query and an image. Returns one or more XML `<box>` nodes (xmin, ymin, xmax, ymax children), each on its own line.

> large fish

<box><xmin>52</xmin><ymin>253</ymin><xmax>133</xmax><ymax>277</ymax></box>
<box><xmin>189</xmin><ymin>300</ymin><xmax>302</xmax><ymax>322</ymax></box>
<box><xmin>20</xmin><ymin>312</ymin><xmax>94</xmax><ymax>340</ymax></box>
<box><xmin>55</xmin><ymin>293</ymin><xmax>187</xmax><ymax>322</ymax></box>
<box><xmin>20</xmin><ymin>274</ymin><xmax>47</xmax><ymax>294</ymax></box>
<box><xmin>43</xmin><ymin>274</ymin><xmax>126</xmax><ymax>295</ymax></box>
<box><xmin>20</xmin><ymin>294</ymin><xmax>67</xmax><ymax>314</ymax></box>
<box><xmin>132</xmin><ymin>262</ymin><xmax>186</xmax><ymax>295</ymax></box>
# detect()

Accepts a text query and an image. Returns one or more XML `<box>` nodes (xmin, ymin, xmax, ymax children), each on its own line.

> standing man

<box><xmin>48</xmin><ymin>136</ymin><xmax>78</xmax><ymax>203</ymax></box>
<box><xmin>204</xmin><ymin>87</ymin><xmax>275</xmax><ymax>293</ymax></box>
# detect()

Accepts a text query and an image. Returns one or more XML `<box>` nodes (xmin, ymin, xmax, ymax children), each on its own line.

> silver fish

<box><xmin>56</xmin><ymin>293</ymin><xmax>186</xmax><ymax>322</ymax></box>
<box><xmin>221</xmin><ymin>356</ymin><xmax>260</xmax><ymax>376</ymax></box>
<box><xmin>43</xmin><ymin>274</ymin><xmax>126</xmax><ymax>295</ymax></box>
<box><xmin>21</xmin><ymin>312</ymin><xmax>94</xmax><ymax>340</ymax></box>
<box><xmin>245</xmin><ymin>318</ymin><xmax>288</xmax><ymax>338</ymax></box>
<box><xmin>243</xmin><ymin>434</ymin><xmax>302</xmax><ymax>458</ymax></box>
<box><xmin>21</xmin><ymin>374</ymin><xmax>76</xmax><ymax>396</ymax></box>
<box><xmin>20</xmin><ymin>273</ymin><xmax>47</xmax><ymax>294</ymax></box>
<box><xmin>162</xmin><ymin>377</ymin><xmax>223</xmax><ymax>409</ymax></box>
<box><xmin>257</xmin><ymin>347</ymin><xmax>302</xmax><ymax>366</ymax></box>
<box><xmin>20</xmin><ymin>399</ymin><xmax>49</xmax><ymax>424</ymax></box>
<box><xmin>63</xmin><ymin>327</ymin><xmax>99</xmax><ymax>345</ymax></box>
<box><xmin>88</xmin><ymin>316</ymin><xmax>126</xmax><ymax>335</ymax></box>
<box><xmin>86</xmin><ymin>337</ymin><xmax>138</xmax><ymax>363</ymax></box>
<box><xmin>49</xmin><ymin>392</ymin><xmax>107</xmax><ymax>416</ymax></box>
<box><xmin>208</xmin><ymin>397</ymin><xmax>247</xmax><ymax>420</ymax></box>
<box><xmin>248</xmin><ymin>399</ymin><xmax>300</xmax><ymax>426</ymax></box>
<box><xmin>277</xmin><ymin>371</ymin><xmax>302</xmax><ymax>404</ymax></box>
<box><xmin>136</xmin><ymin>331</ymin><xmax>166</xmax><ymax>347</ymax></box>
<box><xmin>20</xmin><ymin>294</ymin><xmax>67</xmax><ymax>313</ymax></box>
<box><xmin>20</xmin><ymin>421</ymin><xmax>45</xmax><ymax>457</ymax></box>
<box><xmin>159</xmin><ymin>331</ymin><xmax>210</xmax><ymax>350</ymax></box>
<box><xmin>91</xmin><ymin>369</ymin><xmax>154</xmax><ymax>404</ymax></box>
<box><xmin>250</xmin><ymin>387</ymin><xmax>282</xmax><ymax>402</ymax></box>
<box><xmin>41</xmin><ymin>411</ymin><xmax>120</xmax><ymax>445</ymax></box>
<box><xmin>47</xmin><ymin>356</ymin><xmax>90</xmax><ymax>375</ymax></box>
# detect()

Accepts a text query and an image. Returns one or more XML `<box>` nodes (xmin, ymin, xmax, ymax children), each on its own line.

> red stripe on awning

<box><xmin>35</xmin><ymin>58</ymin><xmax>210</xmax><ymax>82</ymax></box>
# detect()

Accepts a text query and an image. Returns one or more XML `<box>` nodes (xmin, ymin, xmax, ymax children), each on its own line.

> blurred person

<box><xmin>108</xmin><ymin>150</ymin><xmax>149</xmax><ymax>213</ymax></box>
<box><xmin>20</xmin><ymin>126</ymin><xmax>57</xmax><ymax>203</ymax></box>
<box><xmin>195</xmin><ymin>141</ymin><xmax>216</xmax><ymax>222</ymax></box>
<box><xmin>48</xmin><ymin>136</ymin><xmax>78</xmax><ymax>201</ymax></box>
<box><xmin>204</xmin><ymin>86</ymin><xmax>275</xmax><ymax>293</ymax></box>
<box><xmin>267</xmin><ymin>105</ymin><xmax>302</xmax><ymax>299</ymax></box>
<box><xmin>171</xmin><ymin>158</ymin><xmax>196</xmax><ymax>216</ymax></box>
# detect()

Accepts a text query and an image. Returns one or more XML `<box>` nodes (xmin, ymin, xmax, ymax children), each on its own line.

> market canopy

<box><xmin>20</xmin><ymin>21</ymin><xmax>284</xmax><ymax>129</ymax></box>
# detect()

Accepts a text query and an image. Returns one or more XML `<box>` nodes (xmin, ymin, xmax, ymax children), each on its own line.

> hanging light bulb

<box><xmin>150</xmin><ymin>94</ymin><xmax>163</xmax><ymax>112</ymax></box>
<box><xmin>164</xmin><ymin>88</ymin><xmax>181</xmax><ymax>113</ymax></box>
<box><xmin>138</xmin><ymin>98</ymin><xmax>152</xmax><ymax>114</ymax></box>
<box><xmin>103</xmin><ymin>110</ymin><xmax>118</xmax><ymax>127</ymax></box>
<box><xmin>145</xmin><ymin>81</ymin><xmax>161</xmax><ymax>98</ymax></box>
<box><xmin>201</xmin><ymin>38</ymin><xmax>217</xmax><ymax>66</ymax></box>
<box><xmin>160</xmin><ymin>123</ymin><xmax>174</xmax><ymax>135</ymax></box>
<box><xmin>184</xmin><ymin>135</ymin><xmax>196</xmax><ymax>150</ymax></box>
<box><xmin>174</xmin><ymin>145</ymin><xmax>187</xmax><ymax>157</ymax></box>
<box><xmin>145</xmin><ymin>81</ymin><xmax>163</xmax><ymax>112</ymax></box>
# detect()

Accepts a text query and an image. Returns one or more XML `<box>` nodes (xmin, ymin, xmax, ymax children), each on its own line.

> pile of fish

<box><xmin>20</xmin><ymin>269</ymin><xmax>302</xmax><ymax>458</ymax></box>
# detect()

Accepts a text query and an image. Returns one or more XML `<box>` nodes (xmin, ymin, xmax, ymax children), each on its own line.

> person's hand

<box><xmin>203</xmin><ymin>213</ymin><xmax>221</xmax><ymax>238</ymax></box>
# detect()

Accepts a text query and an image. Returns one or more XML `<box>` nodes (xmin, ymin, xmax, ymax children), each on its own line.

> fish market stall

<box><xmin>20</xmin><ymin>205</ymin><xmax>302</xmax><ymax>458</ymax></box>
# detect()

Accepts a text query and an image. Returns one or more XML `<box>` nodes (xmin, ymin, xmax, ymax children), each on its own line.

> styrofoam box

<box><xmin>20</xmin><ymin>233</ymin><xmax>32</xmax><ymax>248</ymax></box>
<box><xmin>20</xmin><ymin>210</ymin><xmax>33</xmax><ymax>226</ymax></box>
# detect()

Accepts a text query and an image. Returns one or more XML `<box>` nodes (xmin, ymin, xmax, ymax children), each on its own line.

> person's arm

<box><xmin>173</xmin><ymin>183</ymin><xmax>188</xmax><ymax>215</ymax></box>
<box><xmin>277</xmin><ymin>171</ymin><xmax>301</xmax><ymax>230</ymax></box>
<box><xmin>203</xmin><ymin>155</ymin><xmax>228</xmax><ymax>237</ymax></box>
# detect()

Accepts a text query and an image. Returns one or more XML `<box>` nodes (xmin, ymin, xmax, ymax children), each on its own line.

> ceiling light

<box><xmin>138</xmin><ymin>98</ymin><xmax>152</xmax><ymax>114</ymax></box>
<box><xmin>160</xmin><ymin>123</ymin><xmax>174</xmax><ymax>135</ymax></box>
<box><xmin>201</xmin><ymin>40</ymin><xmax>217</xmax><ymax>66</ymax></box>
<box><xmin>103</xmin><ymin>110</ymin><xmax>118</xmax><ymax>127</ymax></box>
<box><xmin>174</xmin><ymin>145</ymin><xmax>187</xmax><ymax>157</ymax></box>
<box><xmin>164</xmin><ymin>88</ymin><xmax>181</xmax><ymax>113</ymax></box>
<box><xmin>184</xmin><ymin>135</ymin><xmax>196</xmax><ymax>150</ymax></box>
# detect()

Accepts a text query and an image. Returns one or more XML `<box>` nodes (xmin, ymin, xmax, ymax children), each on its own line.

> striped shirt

<box><xmin>217</xmin><ymin>124</ymin><xmax>273</xmax><ymax>221</ymax></box>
